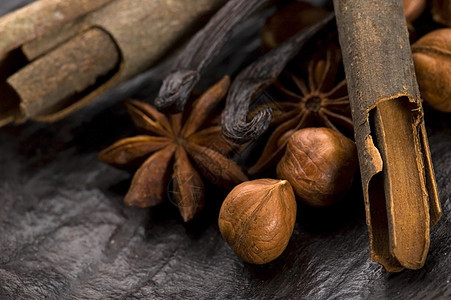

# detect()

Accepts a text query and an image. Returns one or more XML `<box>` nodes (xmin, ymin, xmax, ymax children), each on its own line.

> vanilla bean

<box><xmin>154</xmin><ymin>0</ymin><xmax>271</xmax><ymax>113</ymax></box>
<box><xmin>221</xmin><ymin>13</ymin><xmax>334</xmax><ymax>144</ymax></box>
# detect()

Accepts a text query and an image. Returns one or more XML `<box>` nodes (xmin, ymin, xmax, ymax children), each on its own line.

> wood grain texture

<box><xmin>0</xmin><ymin>1</ymin><xmax>449</xmax><ymax>299</ymax></box>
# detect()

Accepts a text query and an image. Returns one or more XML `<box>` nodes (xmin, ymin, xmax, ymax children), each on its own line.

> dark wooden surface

<box><xmin>0</xmin><ymin>1</ymin><xmax>450</xmax><ymax>299</ymax></box>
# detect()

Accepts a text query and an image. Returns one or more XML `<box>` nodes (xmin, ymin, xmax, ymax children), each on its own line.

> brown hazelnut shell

<box><xmin>218</xmin><ymin>179</ymin><xmax>296</xmax><ymax>264</ymax></box>
<box><xmin>276</xmin><ymin>128</ymin><xmax>358</xmax><ymax>207</ymax></box>
<box><xmin>412</xmin><ymin>29</ymin><xmax>451</xmax><ymax>113</ymax></box>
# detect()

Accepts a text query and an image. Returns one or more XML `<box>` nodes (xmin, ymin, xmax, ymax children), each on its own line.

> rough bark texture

<box><xmin>333</xmin><ymin>0</ymin><xmax>441</xmax><ymax>271</ymax></box>
<box><xmin>0</xmin><ymin>1</ymin><xmax>449</xmax><ymax>299</ymax></box>
<box><xmin>7</xmin><ymin>28</ymin><xmax>120</xmax><ymax>119</ymax></box>
<box><xmin>0</xmin><ymin>0</ymin><xmax>226</xmax><ymax>125</ymax></box>
<box><xmin>0</xmin><ymin>0</ymin><xmax>114</xmax><ymax>59</ymax></box>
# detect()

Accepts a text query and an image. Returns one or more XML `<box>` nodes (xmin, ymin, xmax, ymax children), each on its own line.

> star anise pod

<box><xmin>99</xmin><ymin>76</ymin><xmax>248</xmax><ymax>222</ymax></box>
<box><xmin>248</xmin><ymin>41</ymin><xmax>353</xmax><ymax>175</ymax></box>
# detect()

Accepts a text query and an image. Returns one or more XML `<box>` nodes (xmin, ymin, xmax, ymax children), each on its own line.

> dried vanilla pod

<box><xmin>154</xmin><ymin>0</ymin><xmax>271</xmax><ymax>113</ymax></box>
<box><xmin>276</xmin><ymin>128</ymin><xmax>358</xmax><ymax>208</ymax></box>
<box><xmin>221</xmin><ymin>12</ymin><xmax>335</xmax><ymax>144</ymax></box>
<box><xmin>218</xmin><ymin>179</ymin><xmax>296</xmax><ymax>264</ymax></box>
<box><xmin>412</xmin><ymin>28</ymin><xmax>451</xmax><ymax>112</ymax></box>
<box><xmin>333</xmin><ymin>0</ymin><xmax>442</xmax><ymax>271</ymax></box>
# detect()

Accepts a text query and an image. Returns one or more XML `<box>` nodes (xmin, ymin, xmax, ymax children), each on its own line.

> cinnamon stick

<box><xmin>0</xmin><ymin>0</ymin><xmax>114</xmax><ymax>60</ymax></box>
<box><xmin>7</xmin><ymin>28</ymin><xmax>119</xmax><ymax>119</ymax></box>
<box><xmin>332</xmin><ymin>0</ymin><xmax>441</xmax><ymax>271</ymax></box>
<box><xmin>0</xmin><ymin>0</ymin><xmax>226</xmax><ymax>126</ymax></box>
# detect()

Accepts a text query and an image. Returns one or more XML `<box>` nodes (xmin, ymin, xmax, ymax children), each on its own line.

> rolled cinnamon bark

<box><xmin>0</xmin><ymin>0</ymin><xmax>226</xmax><ymax>125</ymax></box>
<box><xmin>0</xmin><ymin>0</ymin><xmax>114</xmax><ymax>60</ymax></box>
<box><xmin>333</xmin><ymin>0</ymin><xmax>441</xmax><ymax>272</ymax></box>
<box><xmin>7</xmin><ymin>28</ymin><xmax>120</xmax><ymax>119</ymax></box>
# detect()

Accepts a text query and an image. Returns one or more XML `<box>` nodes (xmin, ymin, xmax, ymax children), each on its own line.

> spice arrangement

<box><xmin>248</xmin><ymin>36</ymin><xmax>352</xmax><ymax>175</ymax></box>
<box><xmin>95</xmin><ymin>0</ymin><xmax>447</xmax><ymax>272</ymax></box>
<box><xmin>2</xmin><ymin>0</ymin><xmax>447</xmax><ymax>274</ymax></box>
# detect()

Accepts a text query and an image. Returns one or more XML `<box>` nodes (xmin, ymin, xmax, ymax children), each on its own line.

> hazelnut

<box><xmin>403</xmin><ymin>0</ymin><xmax>426</xmax><ymax>24</ymax></box>
<box><xmin>431</xmin><ymin>0</ymin><xmax>451</xmax><ymax>27</ymax></box>
<box><xmin>412</xmin><ymin>29</ymin><xmax>451</xmax><ymax>112</ymax></box>
<box><xmin>218</xmin><ymin>179</ymin><xmax>296</xmax><ymax>264</ymax></box>
<box><xmin>276</xmin><ymin>128</ymin><xmax>358</xmax><ymax>207</ymax></box>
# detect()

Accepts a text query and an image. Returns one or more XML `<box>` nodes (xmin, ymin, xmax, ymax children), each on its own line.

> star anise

<box><xmin>99</xmin><ymin>76</ymin><xmax>248</xmax><ymax>222</ymax></box>
<box><xmin>248</xmin><ymin>41</ymin><xmax>353</xmax><ymax>175</ymax></box>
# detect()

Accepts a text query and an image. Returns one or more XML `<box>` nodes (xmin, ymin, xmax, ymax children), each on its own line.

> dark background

<box><xmin>0</xmin><ymin>1</ymin><xmax>450</xmax><ymax>299</ymax></box>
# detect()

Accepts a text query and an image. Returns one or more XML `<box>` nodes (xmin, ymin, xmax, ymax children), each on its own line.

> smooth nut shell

<box><xmin>412</xmin><ymin>29</ymin><xmax>451</xmax><ymax>112</ymax></box>
<box><xmin>277</xmin><ymin>128</ymin><xmax>357</xmax><ymax>207</ymax></box>
<box><xmin>218</xmin><ymin>179</ymin><xmax>296</xmax><ymax>264</ymax></box>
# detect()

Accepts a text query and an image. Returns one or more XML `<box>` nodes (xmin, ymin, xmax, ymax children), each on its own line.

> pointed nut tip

<box><xmin>277</xmin><ymin>180</ymin><xmax>291</xmax><ymax>188</ymax></box>
<box><xmin>124</xmin><ymin>196</ymin><xmax>146</xmax><ymax>208</ymax></box>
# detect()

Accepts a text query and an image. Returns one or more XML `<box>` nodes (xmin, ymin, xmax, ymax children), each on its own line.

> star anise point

<box><xmin>100</xmin><ymin>76</ymin><xmax>246</xmax><ymax>222</ymax></box>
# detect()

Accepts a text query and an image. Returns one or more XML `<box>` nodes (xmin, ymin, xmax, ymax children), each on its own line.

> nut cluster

<box><xmin>218</xmin><ymin>127</ymin><xmax>358</xmax><ymax>264</ymax></box>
